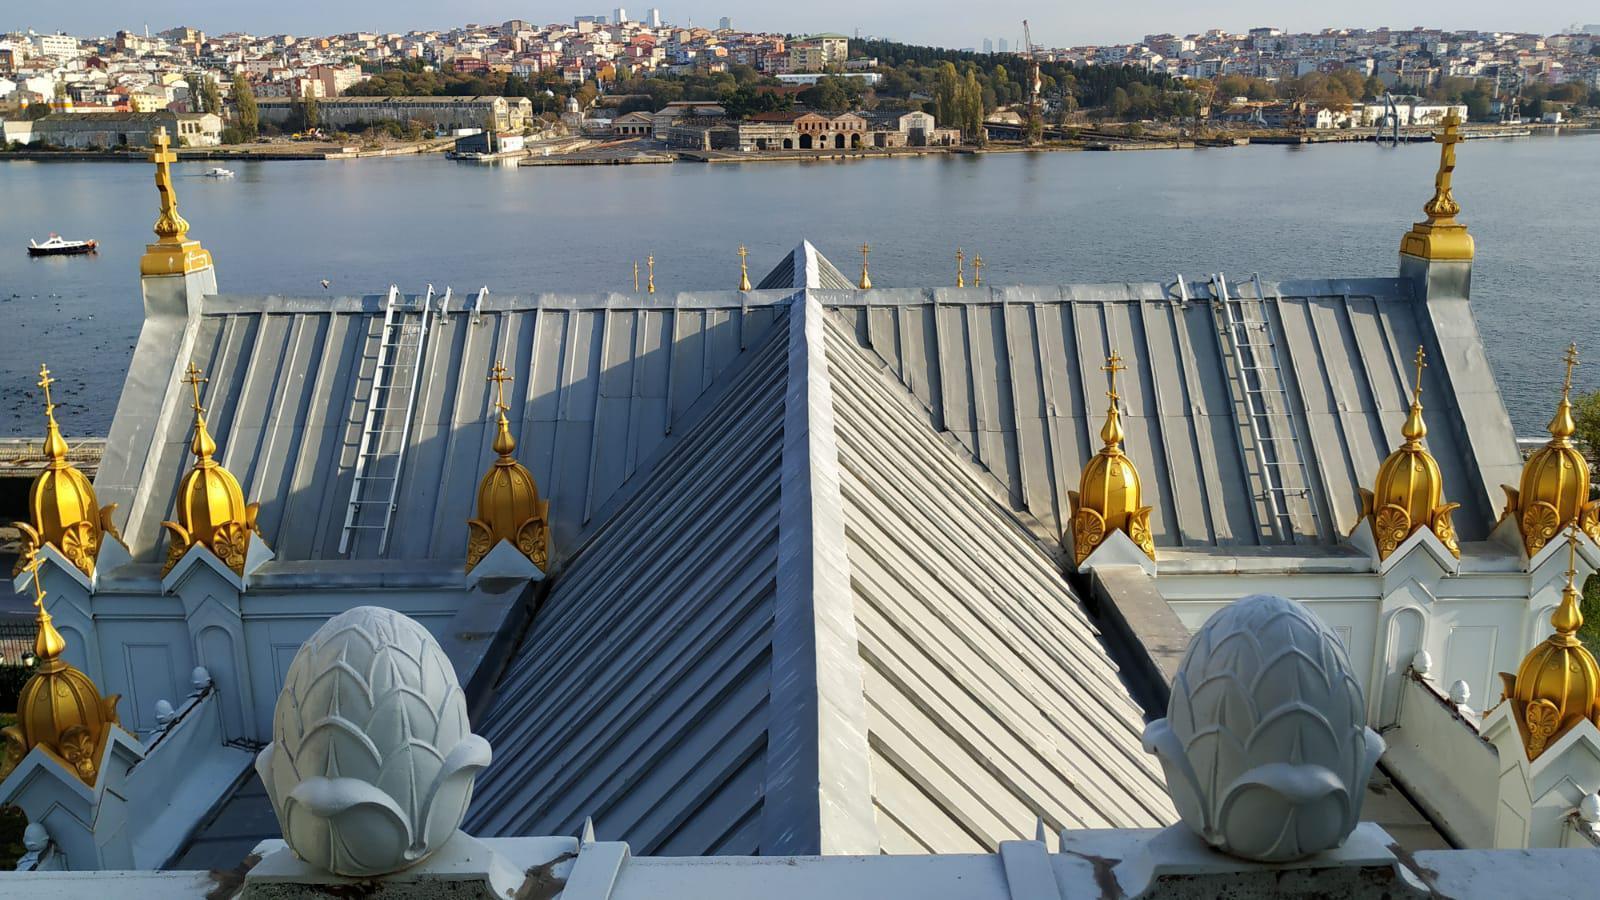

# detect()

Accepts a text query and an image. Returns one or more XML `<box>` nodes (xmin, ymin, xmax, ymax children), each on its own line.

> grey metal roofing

<box><xmin>95</xmin><ymin>288</ymin><xmax>793</xmax><ymax>566</ymax></box>
<box><xmin>467</xmin><ymin>310</ymin><xmax>790</xmax><ymax>853</ymax></box>
<box><xmin>822</xmin><ymin>276</ymin><xmax>1522</xmax><ymax>549</ymax></box>
<box><xmin>756</xmin><ymin>240</ymin><xmax>855</xmax><ymax>291</ymax></box>
<box><xmin>94</xmin><ymin>248</ymin><xmax>1521</xmax><ymax>572</ymax></box>
<box><xmin>466</xmin><ymin>296</ymin><xmax>1172</xmax><ymax>854</ymax></box>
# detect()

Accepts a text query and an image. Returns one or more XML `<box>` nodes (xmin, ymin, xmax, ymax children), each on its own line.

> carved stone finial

<box><xmin>1143</xmin><ymin>593</ymin><xmax>1384</xmax><ymax>862</ymax></box>
<box><xmin>1411</xmin><ymin>650</ymin><xmax>1433</xmax><ymax>679</ymax></box>
<box><xmin>256</xmin><ymin>606</ymin><xmax>492</xmax><ymax>877</ymax></box>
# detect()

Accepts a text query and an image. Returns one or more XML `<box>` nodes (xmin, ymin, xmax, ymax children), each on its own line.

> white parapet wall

<box><xmin>1380</xmin><ymin>669</ymin><xmax>1499</xmax><ymax>847</ymax></box>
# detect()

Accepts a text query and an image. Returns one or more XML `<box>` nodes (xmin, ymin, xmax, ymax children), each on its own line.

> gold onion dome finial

<box><xmin>17</xmin><ymin>363</ymin><xmax>117</xmax><ymax>579</ymax></box>
<box><xmin>738</xmin><ymin>245</ymin><xmax>752</xmax><ymax>292</ymax></box>
<box><xmin>1068</xmin><ymin>351</ymin><xmax>1155</xmax><ymax>566</ymax></box>
<box><xmin>1503</xmin><ymin>522</ymin><xmax>1600</xmax><ymax>760</ymax></box>
<box><xmin>160</xmin><ymin>362</ymin><xmax>262</xmax><ymax>576</ymax></box>
<box><xmin>1362</xmin><ymin>346</ymin><xmax>1460</xmax><ymax>559</ymax></box>
<box><xmin>858</xmin><ymin>242</ymin><xmax>872</xmax><ymax>290</ymax></box>
<box><xmin>1400</xmin><ymin>111</ymin><xmax>1474</xmax><ymax>261</ymax></box>
<box><xmin>1503</xmin><ymin>344</ymin><xmax>1600</xmax><ymax>557</ymax></box>
<box><xmin>0</xmin><ymin>552</ymin><xmax>123</xmax><ymax>785</ymax></box>
<box><xmin>466</xmin><ymin>361</ymin><xmax>550</xmax><ymax>572</ymax></box>
<box><xmin>140</xmin><ymin>126</ymin><xmax>212</xmax><ymax>277</ymax></box>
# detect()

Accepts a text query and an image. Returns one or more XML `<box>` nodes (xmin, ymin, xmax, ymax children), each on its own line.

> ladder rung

<box><xmin>353</xmin><ymin>474</ymin><xmax>396</xmax><ymax>481</ymax></box>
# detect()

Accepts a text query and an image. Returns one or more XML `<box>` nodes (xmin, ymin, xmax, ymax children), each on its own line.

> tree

<box><xmin>934</xmin><ymin>62</ymin><xmax>960</xmax><ymax>128</ymax></box>
<box><xmin>198</xmin><ymin>75</ymin><xmax>221</xmax><ymax>115</ymax></box>
<box><xmin>303</xmin><ymin>87</ymin><xmax>319</xmax><ymax>129</ymax></box>
<box><xmin>233</xmin><ymin>74</ymin><xmax>258</xmax><ymax>138</ymax></box>
<box><xmin>961</xmin><ymin>69</ymin><xmax>985</xmax><ymax>143</ymax></box>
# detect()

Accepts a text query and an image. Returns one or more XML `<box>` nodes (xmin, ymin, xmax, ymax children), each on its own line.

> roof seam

<box><xmin>762</xmin><ymin>292</ymin><xmax>879</xmax><ymax>855</ymax></box>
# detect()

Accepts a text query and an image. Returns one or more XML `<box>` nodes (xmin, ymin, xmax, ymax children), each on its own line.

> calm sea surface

<box><xmin>1</xmin><ymin>135</ymin><xmax>1597</xmax><ymax>437</ymax></box>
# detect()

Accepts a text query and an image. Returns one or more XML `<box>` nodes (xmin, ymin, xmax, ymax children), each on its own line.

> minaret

<box><xmin>1068</xmin><ymin>352</ymin><xmax>1155</xmax><ymax>566</ymax></box>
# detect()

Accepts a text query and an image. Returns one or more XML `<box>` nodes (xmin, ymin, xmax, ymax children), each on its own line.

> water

<box><xmin>1</xmin><ymin>135</ymin><xmax>1597</xmax><ymax>437</ymax></box>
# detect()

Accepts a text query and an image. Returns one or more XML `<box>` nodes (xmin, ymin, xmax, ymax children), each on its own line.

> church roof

<box><xmin>465</xmin><ymin>296</ymin><xmax>1172</xmax><ymax>853</ymax></box>
<box><xmin>93</xmin><ymin>246</ymin><xmax>1521</xmax><ymax>571</ymax></box>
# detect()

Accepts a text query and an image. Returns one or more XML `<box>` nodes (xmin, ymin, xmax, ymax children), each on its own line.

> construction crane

<box><xmin>1022</xmin><ymin>19</ymin><xmax>1043</xmax><ymax>145</ymax></box>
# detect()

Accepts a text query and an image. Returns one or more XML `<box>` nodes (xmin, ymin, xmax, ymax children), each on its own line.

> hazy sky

<box><xmin>10</xmin><ymin>1</ymin><xmax>1597</xmax><ymax>49</ymax></box>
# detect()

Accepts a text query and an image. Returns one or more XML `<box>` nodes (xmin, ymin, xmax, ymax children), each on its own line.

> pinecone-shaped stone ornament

<box><xmin>256</xmin><ymin>606</ymin><xmax>491</xmax><ymax>876</ymax></box>
<box><xmin>1143</xmin><ymin>593</ymin><xmax>1384</xmax><ymax>862</ymax></box>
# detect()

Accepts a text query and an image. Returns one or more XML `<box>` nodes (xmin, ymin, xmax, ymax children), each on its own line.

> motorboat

<box><xmin>203</xmin><ymin>167</ymin><xmax>235</xmax><ymax>178</ymax></box>
<box><xmin>27</xmin><ymin>234</ymin><xmax>97</xmax><ymax>256</ymax></box>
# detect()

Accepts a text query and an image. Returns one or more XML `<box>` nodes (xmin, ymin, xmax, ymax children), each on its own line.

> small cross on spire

<box><xmin>1102</xmin><ymin>351</ymin><xmax>1127</xmax><ymax>401</ymax></box>
<box><xmin>182</xmin><ymin>361</ymin><xmax>208</xmax><ymax>415</ymax></box>
<box><xmin>1412</xmin><ymin>345</ymin><xmax>1427</xmax><ymax>401</ymax></box>
<box><xmin>36</xmin><ymin>363</ymin><xmax>56</xmax><ymax>415</ymax></box>
<box><xmin>487</xmin><ymin>360</ymin><xmax>512</xmax><ymax>415</ymax></box>
<box><xmin>1562</xmin><ymin>343</ymin><xmax>1580</xmax><ymax>398</ymax></box>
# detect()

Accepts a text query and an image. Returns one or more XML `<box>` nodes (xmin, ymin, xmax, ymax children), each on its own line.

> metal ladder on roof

<box><xmin>1211</xmin><ymin>273</ymin><xmax>1322</xmax><ymax>543</ymax></box>
<box><xmin>338</xmin><ymin>285</ymin><xmax>438</xmax><ymax>556</ymax></box>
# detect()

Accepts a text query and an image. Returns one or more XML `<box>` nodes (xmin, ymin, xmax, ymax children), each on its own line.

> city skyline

<box><xmin>8</xmin><ymin>1</ymin><xmax>1598</xmax><ymax>50</ymax></box>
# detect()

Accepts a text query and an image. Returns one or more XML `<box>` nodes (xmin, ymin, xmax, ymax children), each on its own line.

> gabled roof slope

<box><xmin>467</xmin><ymin>308</ymin><xmax>792</xmax><ymax>855</ymax></box>
<box><xmin>822</xmin><ymin>276</ymin><xmax>1520</xmax><ymax>549</ymax></box>
<box><xmin>466</xmin><ymin>295</ymin><xmax>1172</xmax><ymax>855</ymax></box>
<box><xmin>757</xmin><ymin>241</ymin><xmax>855</xmax><ymax>291</ymax></box>
<box><xmin>98</xmin><ymin>291</ymin><xmax>792</xmax><ymax>565</ymax></box>
<box><xmin>821</xmin><ymin>317</ymin><xmax>1175</xmax><ymax>850</ymax></box>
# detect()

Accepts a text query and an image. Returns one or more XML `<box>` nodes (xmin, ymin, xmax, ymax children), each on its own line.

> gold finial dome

<box><xmin>467</xmin><ymin>362</ymin><xmax>550</xmax><ymax>572</ymax></box>
<box><xmin>1505</xmin><ymin>529</ymin><xmax>1600</xmax><ymax>760</ymax></box>
<box><xmin>1363</xmin><ymin>347</ymin><xmax>1460</xmax><ymax>559</ymax></box>
<box><xmin>0</xmin><ymin>554</ymin><xmax>123</xmax><ymax>786</ymax></box>
<box><xmin>1068</xmin><ymin>352</ymin><xmax>1155</xmax><ymax>566</ymax></box>
<box><xmin>1503</xmin><ymin>345</ymin><xmax>1600</xmax><ymax>557</ymax></box>
<box><xmin>160</xmin><ymin>362</ymin><xmax>262</xmax><ymax>576</ymax></box>
<box><xmin>20</xmin><ymin>364</ymin><xmax>107</xmax><ymax>579</ymax></box>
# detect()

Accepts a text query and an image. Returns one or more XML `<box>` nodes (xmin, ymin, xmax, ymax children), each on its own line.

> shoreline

<box><xmin>2</xmin><ymin>122</ymin><xmax>1591</xmax><ymax>168</ymax></box>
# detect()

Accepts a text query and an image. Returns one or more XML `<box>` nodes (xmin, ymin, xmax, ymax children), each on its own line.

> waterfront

<box><xmin>1</xmin><ymin>133</ymin><xmax>1596</xmax><ymax>437</ymax></box>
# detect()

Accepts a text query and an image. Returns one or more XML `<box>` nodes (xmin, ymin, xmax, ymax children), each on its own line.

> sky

<box><xmin>9</xmin><ymin>1</ymin><xmax>1598</xmax><ymax>49</ymax></box>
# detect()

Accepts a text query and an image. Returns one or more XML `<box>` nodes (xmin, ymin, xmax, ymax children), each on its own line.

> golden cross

<box><xmin>22</xmin><ymin>551</ymin><xmax>45</xmax><ymax>610</ymax></box>
<box><xmin>1562</xmin><ymin>343</ymin><xmax>1580</xmax><ymax>397</ymax></box>
<box><xmin>487</xmin><ymin>360</ymin><xmax>512</xmax><ymax>415</ymax></box>
<box><xmin>956</xmin><ymin>248</ymin><xmax>965</xmax><ymax>287</ymax></box>
<box><xmin>647</xmin><ymin>254</ymin><xmax>655</xmax><ymax>294</ymax></box>
<box><xmin>37</xmin><ymin>363</ymin><xmax>56</xmax><ymax>416</ymax></box>
<box><xmin>973</xmin><ymin>254</ymin><xmax>984</xmax><ymax>287</ymax></box>
<box><xmin>151</xmin><ymin>126</ymin><xmax>176</xmax><ymax>162</ymax></box>
<box><xmin>739</xmin><ymin>245</ymin><xmax>749</xmax><ymax>265</ymax></box>
<box><xmin>182</xmin><ymin>361</ymin><xmax>208</xmax><ymax>415</ymax></box>
<box><xmin>1102</xmin><ymin>351</ymin><xmax>1127</xmax><ymax>401</ymax></box>
<box><xmin>860</xmin><ymin>242</ymin><xmax>871</xmax><ymax>262</ymax></box>
<box><xmin>633</xmin><ymin>260</ymin><xmax>639</xmax><ymax>292</ymax></box>
<box><xmin>1412</xmin><ymin>345</ymin><xmax>1427</xmax><ymax>401</ymax></box>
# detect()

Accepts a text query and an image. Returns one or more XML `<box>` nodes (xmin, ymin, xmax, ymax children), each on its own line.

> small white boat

<box><xmin>203</xmin><ymin>167</ymin><xmax>235</xmax><ymax>178</ymax></box>
<box><xmin>28</xmin><ymin>234</ymin><xmax>98</xmax><ymax>256</ymax></box>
